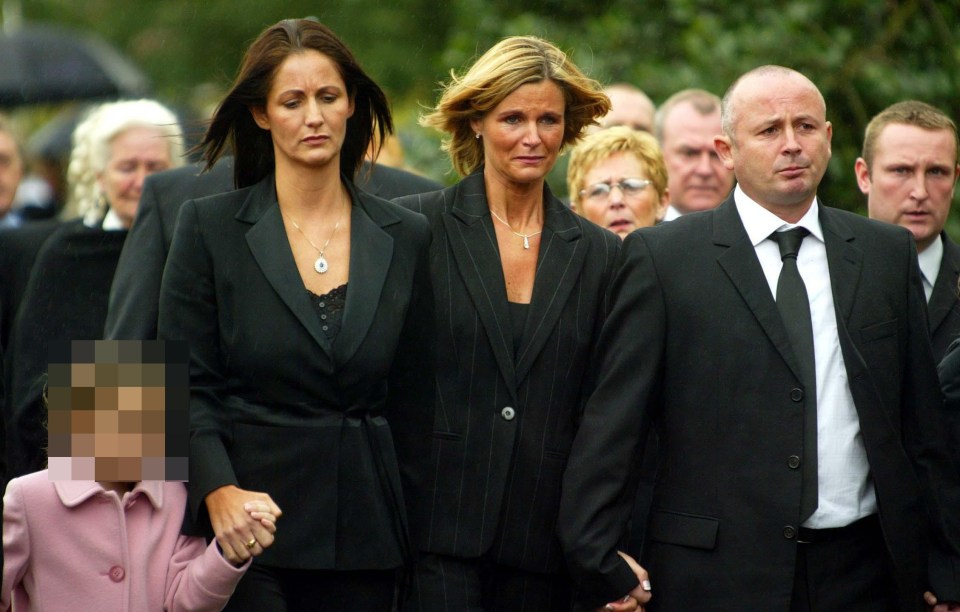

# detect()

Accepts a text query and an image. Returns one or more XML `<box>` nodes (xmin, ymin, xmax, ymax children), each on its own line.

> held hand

<box><xmin>205</xmin><ymin>485</ymin><xmax>282</xmax><ymax>565</ymax></box>
<box><xmin>924</xmin><ymin>591</ymin><xmax>960</xmax><ymax>612</ymax></box>
<box><xmin>598</xmin><ymin>552</ymin><xmax>652</xmax><ymax>611</ymax></box>
<box><xmin>244</xmin><ymin>500</ymin><xmax>279</xmax><ymax>553</ymax></box>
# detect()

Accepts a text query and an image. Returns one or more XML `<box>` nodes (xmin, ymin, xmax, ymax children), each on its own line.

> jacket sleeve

<box><xmin>104</xmin><ymin>174</ymin><xmax>167</xmax><ymax>340</ymax></box>
<box><xmin>1</xmin><ymin>478</ymin><xmax>30</xmax><ymax>611</ymax></box>
<box><xmin>936</xmin><ymin>338</ymin><xmax>960</xmax><ymax>477</ymax></box>
<box><xmin>157</xmin><ymin>200</ymin><xmax>237</xmax><ymax>525</ymax></box>
<box><xmin>558</xmin><ymin>232</ymin><xmax>662</xmax><ymax>608</ymax></box>
<box><xmin>164</xmin><ymin>536</ymin><xmax>248</xmax><ymax>612</ymax></box>
<box><xmin>386</xmin><ymin>215</ymin><xmax>436</xmax><ymax>546</ymax></box>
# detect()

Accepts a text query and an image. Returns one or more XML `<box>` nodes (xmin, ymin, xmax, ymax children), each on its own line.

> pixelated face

<box><xmin>47</xmin><ymin>340</ymin><xmax>188</xmax><ymax>482</ymax></box>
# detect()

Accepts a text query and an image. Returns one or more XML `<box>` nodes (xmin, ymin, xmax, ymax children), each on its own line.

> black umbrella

<box><xmin>0</xmin><ymin>23</ymin><xmax>150</xmax><ymax>107</ymax></box>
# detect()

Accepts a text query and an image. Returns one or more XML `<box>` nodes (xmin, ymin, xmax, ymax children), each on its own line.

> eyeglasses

<box><xmin>581</xmin><ymin>178</ymin><xmax>652</xmax><ymax>202</ymax></box>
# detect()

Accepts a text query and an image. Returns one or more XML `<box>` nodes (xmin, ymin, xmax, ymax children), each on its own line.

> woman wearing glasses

<box><xmin>394</xmin><ymin>37</ymin><xmax>647</xmax><ymax>612</ymax></box>
<box><xmin>568</xmin><ymin>126</ymin><xmax>670</xmax><ymax>238</ymax></box>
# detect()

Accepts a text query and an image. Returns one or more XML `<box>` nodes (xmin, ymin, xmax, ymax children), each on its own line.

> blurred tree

<box><xmin>8</xmin><ymin>0</ymin><xmax>959</xmax><ymax>219</ymax></box>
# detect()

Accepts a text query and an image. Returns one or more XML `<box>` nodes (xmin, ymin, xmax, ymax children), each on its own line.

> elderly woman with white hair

<box><xmin>6</xmin><ymin>99</ymin><xmax>183</xmax><ymax>477</ymax></box>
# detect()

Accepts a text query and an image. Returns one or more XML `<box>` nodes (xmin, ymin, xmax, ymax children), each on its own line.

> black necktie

<box><xmin>770</xmin><ymin>228</ymin><xmax>818</xmax><ymax>521</ymax></box>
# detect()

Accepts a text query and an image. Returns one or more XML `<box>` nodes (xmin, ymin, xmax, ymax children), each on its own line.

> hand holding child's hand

<box><xmin>243</xmin><ymin>500</ymin><xmax>278</xmax><ymax>556</ymax></box>
<box><xmin>206</xmin><ymin>485</ymin><xmax>282</xmax><ymax>565</ymax></box>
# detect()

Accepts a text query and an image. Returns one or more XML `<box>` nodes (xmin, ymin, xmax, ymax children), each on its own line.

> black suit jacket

<box><xmin>157</xmin><ymin>175</ymin><xmax>434</xmax><ymax>570</ymax></box>
<box><xmin>929</xmin><ymin>232</ymin><xmax>960</xmax><ymax>361</ymax></box>
<box><xmin>106</xmin><ymin>159</ymin><xmax>440</xmax><ymax>340</ymax></box>
<box><xmin>0</xmin><ymin>220</ymin><xmax>61</xmax><ymax>351</ymax></box>
<box><xmin>559</xmin><ymin>197</ymin><xmax>960</xmax><ymax>610</ymax></box>
<box><xmin>395</xmin><ymin>170</ymin><xmax>621</xmax><ymax>573</ymax></box>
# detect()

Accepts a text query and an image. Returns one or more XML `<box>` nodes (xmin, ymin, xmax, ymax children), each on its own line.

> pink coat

<box><xmin>2</xmin><ymin>471</ymin><xmax>249</xmax><ymax>612</ymax></box>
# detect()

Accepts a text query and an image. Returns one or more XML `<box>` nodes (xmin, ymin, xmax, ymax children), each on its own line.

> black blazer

<box><xmin>559</xmin><ymin>197</ymin><xmax>960</xmax><ymax>610</ymax></box>
<box><xmin>5</xmin><ymin>220</ymin><xmax>127</xmax><ymax>477</ymax></box>
<box><xmin>157</xmin><ymin>175</ymin><xmax>435</xmax><ymax>570</ymax></box>
<box><xmin>394</xmin><ymin>170</ymin><xmax>621</xmax><ymax>573</ymax></box>
<box><xmin>0</xmin><ymin>220</ymin><xmax>61</xmax><ymax>351</ymax></box>
<box><xmin>107</xmin><ymin>159</ymin><xmax>440</xmax><ymax>340</ymax></box>
<box><xmin>929</xmin><ymin>232</ymin><xmax>960</xmax><ymax>361</ymax></box>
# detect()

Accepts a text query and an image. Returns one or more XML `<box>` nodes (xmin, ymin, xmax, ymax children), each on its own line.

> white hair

<box><xmin>64</xmin><ymin>99</ymin><xmax>184</xmax><ymax>226</ymax></box>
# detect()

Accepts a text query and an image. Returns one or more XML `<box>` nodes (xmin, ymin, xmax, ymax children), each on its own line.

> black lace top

<box><xmin>308</xmin><ymin>283</ymin><xmax>348</xmax><ymax>341</ymax></box>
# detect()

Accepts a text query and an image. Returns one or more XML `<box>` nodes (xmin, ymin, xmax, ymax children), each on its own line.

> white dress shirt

<box><xmin>662</xmin><ymin>204</ymin><xmax>682</xmax><ymax>222</ymax></box>
<box><xmin>734</xmin><ymin>185</ymin><xmax>877</xmax><ymax>529</ymax></box>
<box><xmin>917</xmin><ymin>234</ymin><xmax>943</xmax><ymax>303</ymax></box>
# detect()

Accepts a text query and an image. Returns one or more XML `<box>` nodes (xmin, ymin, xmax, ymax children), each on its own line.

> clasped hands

<box><xmin>205</xmin><ymin>484</ymin><xmax>283</xmax><ymax>565</ymax></box>
<box><xmin>597</xmin><ymin>551</ymin><xmax>652</xmax><ymax>612</ymax></box>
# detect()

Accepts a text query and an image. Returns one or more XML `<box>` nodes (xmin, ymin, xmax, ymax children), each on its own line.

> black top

<box><xmin>308</xmin><ymin>283</ymin><xmax>348</xmax><ymax>342</ymax></box>
<box><xmin>507</xmin><ymin>301</ymin><xmax>529</xmax><ymax>359</ymax></box>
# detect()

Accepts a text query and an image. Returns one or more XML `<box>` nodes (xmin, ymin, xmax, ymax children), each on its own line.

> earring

<box><xmin>475</xmin><ymin>133</ymin><xmax>481</xmax><ymax>139</ymax></box>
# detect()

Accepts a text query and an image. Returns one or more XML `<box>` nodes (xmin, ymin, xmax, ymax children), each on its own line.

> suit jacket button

<box><xmin>108</xmin><ymin>565</ymin><xmax>125</xmax><ymax>582</ymax></box>
<box><xmin>790</xmin><ymin>388</ymin><xmax>804</xmax><ymax>402</ymax></box>
<box><xmin>783</xmin><ymin>526</ymin><xmax>797</xmax><ymax>540</ymax></box>
<box><xmin>787</xmin><ymin>455</ymin><xmax>801</xmax><ymax>469</ymax></box>
<box><xmin>501</xmin><ymin>406</ymin><xmax>516</xmax><ymax>421</ymax></box>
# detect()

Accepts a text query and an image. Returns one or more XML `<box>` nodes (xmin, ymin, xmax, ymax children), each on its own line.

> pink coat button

<box><xmin>109</xmin><ymin>565</ymin><xmax>125</xmax><ymax>582</ymax></box>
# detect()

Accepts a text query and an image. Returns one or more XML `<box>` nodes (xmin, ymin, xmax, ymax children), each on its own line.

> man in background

<box><xmin>856</xmin><ymin>100</ymin><xmax>960</xmax><ymax>361</ymax></box>
<box><xmin>598</xmin><ymin>83</ymin><xmax>656</xmax><ymax>133</ymax></box>
<box><xmin>655</xmin><ymin>89</ymin><xmax>734</xmax><ymax>220</ymax></box>
<box><xmin>0</xmin><ymin>115</ymin><xmax>24</xmax><ymax>228</ymax></box>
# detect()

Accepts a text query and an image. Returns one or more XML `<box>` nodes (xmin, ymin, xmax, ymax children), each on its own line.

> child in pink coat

<box><xmin>1</xmin><ymin>340</ymin><xmax>280</xmax><ymax>612</ymax></box>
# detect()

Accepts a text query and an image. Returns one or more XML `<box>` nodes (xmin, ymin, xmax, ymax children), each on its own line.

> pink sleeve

<box><xmin>2</xmin><ymin>479</ymin><xmax>31</xmax><ymax>611</ymax></box>
<box><xmin>164</xmin><ymin>535</ymin><xmax>250</xmax><ymax>612</ymax></box>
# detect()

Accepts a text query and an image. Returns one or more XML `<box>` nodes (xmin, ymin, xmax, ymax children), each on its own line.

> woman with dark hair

<box><xmin>395</xmin><ymin>36</ymin><xmax>644</xmax><ymax>611</ymax></box>
<box><xmin>157</xmin><ymin>18</ymin><xmax>434</xmax><ymax>610</ymax></box>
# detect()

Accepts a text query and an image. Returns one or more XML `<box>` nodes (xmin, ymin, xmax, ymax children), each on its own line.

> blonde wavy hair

<box><xmin>64</xmin><ymin>99</ymin><xmax>183</xmax><ymax>226</ymax></box>
<box><xmin>421</xmin><ymin>36</ymin><xmax>610</xmax><ymax>177</ymax></box>
<box><xmin>567</xmin><ymin>126</ymin><xmax>668</xmax><ymax>214</ymax></box>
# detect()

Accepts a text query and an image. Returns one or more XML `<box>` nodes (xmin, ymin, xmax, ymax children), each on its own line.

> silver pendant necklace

<box><xmin>489</xmin><ymin>208</ymin><xmax>543</xmax><ymax>249</ymax></box>
<box><xmin>282</xmin><ymin>193</ymin><xmax>346</xmax><ymax>274</ymax></box>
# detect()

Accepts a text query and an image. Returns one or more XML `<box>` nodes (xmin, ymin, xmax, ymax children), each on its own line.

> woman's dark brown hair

<box><xmin>199</xmin><ymin>18</ymin><xmax>393</xmax><ymax>188</ymax></box>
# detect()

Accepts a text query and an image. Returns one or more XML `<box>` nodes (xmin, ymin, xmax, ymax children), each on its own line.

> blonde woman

<box><xmin>568</xmin><ymin>126</ymin><xmax>669</xmax><ymax>238</ymax></box>
<box><xmin>395</xmin><ymin>37</ymin><xmax>646</xmax><ymax>612</ymax></box>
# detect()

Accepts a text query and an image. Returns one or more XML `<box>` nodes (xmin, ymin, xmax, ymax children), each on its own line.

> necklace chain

<box><xmin>489</xmin><ymin>208</ymin><xmax>543</xmax><ymax>249</ymax></box>
<box><xmin>282</xmin><ymin>192</ymin><xmax>346</xmax><ymax>274</ymax></box>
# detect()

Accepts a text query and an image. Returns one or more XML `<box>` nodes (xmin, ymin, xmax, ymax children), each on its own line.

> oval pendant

<box><xmin>314</xmin><ymin>256</ymin><xmax>329</xmax><ymax>274</ymax></box>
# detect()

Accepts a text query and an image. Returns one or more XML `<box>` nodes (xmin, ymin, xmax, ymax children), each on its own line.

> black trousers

<box><xmin>402</xmin><ymin>552</ymin><xmax>571</xmax><ymax>612</ymax></box>
<box><xmin>789</xmin><ymin>515</ymin><xmax>900</xmax><ymax>612</ymax></box>
<box><xmin>224</xmin><ymin>563</ymin><xmax>398</xmax><ymax>611</ymax></box>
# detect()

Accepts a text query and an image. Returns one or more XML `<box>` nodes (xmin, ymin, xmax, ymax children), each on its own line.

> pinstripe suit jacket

<box><xmin>395</xmin><ymin>170</ymin><xmax>620</xmax><ymax>572</ymax></box>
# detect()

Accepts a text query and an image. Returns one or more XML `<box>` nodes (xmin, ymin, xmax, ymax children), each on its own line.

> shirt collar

<box><xmin>917</xmin><ymin>233</ymin><xmax>943</xmax><ymax>288</ymax></box>
<box><xmin>53</xmin><ymin>477</ymin><xmax>164</xmax><ymax>509</ymax></box>
<box><xmin>100</xmin><ymin>208</ymin><xmax>127</xmax><ymax>231</ymax></box>
<box><xmin>733</xmin><ymin>184</ymin><xmax>824</xmax><ymax>246</ymax></box>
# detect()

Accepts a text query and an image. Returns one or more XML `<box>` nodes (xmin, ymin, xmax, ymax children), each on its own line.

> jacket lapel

<box><xmin>443</xmin><ymin>172</ymin><xmax>518</xmax><ymax>396</ymax></box>
<box><xmin>334</xmin><ymin>181</ymin><xmax>396</xmax><ymax>365</ymax></box>
<box><xmin>713</xmin><ymin>197</ymin><xmax>806</xmax><ymax>382</ymax></box>
<box><xmin>928</xmin><ymin>233</ymin><xmax>960</xmax><ymax>335</ymax></box>
<box><xmin>515</xmin><ymin>185</ymin><xmax>586</xmax><ymax>385</ymax></box>
<box><xmin>238</xmin><ymin>177</ymin><xmax>334</xmax><ymax>358</ymax></box>
<box><xmin>819</xmin><ymin>205</ymin><xmax>863</xmax><ymax>326</ymax></box>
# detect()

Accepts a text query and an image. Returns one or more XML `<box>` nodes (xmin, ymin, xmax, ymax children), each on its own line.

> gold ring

<box><xmin>245</xmin><ymin>538</ymin><xmax>257</xmax><ymax>549</ymax></box>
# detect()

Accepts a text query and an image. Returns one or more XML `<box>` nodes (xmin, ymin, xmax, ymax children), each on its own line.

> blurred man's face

<box><xmin>858</xmin><ymin>123</ymin><xmax>959</xmax><ymax>252</ymax></box>
<box><xmin>0</xmin><ymin>131</ymin><xmax>23</xmax><ymax>217</ymax></box>
<box><xmin>661</xmin><ymin>102</ymin><xmax>734</xmax><ymax>214</ymax></box>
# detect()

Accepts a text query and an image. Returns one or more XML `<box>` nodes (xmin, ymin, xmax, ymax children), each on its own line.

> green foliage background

<box><xmin>8</xmin><ymin>0</ymin><xmax>960</xmax><ymax>231</ymax></box>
